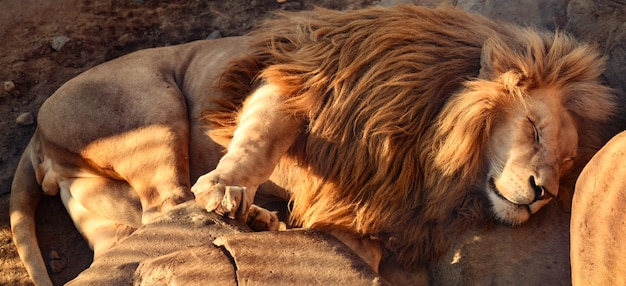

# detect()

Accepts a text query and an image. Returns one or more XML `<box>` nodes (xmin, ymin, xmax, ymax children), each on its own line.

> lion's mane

<box><xmin>206</xmin><ymin>5</ymin><xmax>616</xmax><ymax>267</ymax></box>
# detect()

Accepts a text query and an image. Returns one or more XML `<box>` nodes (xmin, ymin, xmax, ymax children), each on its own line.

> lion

<box><xmin>570</xmin><ymin>131</ymin><xmax>626</xmax><ymax>286</ymax></box>
<box><xmin>10</xmin><ymin>5</ymin><xmax>616</xmax><ymax>285</ymax></box>
<box><xmin>193</xmin><ymin>5</ymin><xmax>617</xmax><ymax>268</ymax></box>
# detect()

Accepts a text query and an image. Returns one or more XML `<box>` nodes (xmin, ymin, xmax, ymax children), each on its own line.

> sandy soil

<box><xmin>0</xmin><ymin>1</ymin><xmax>376</xmax><ymax>284</ymax></box>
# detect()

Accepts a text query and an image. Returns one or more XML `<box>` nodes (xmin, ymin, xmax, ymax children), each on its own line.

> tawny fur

<box><xmin>206</xmin><ymin>5</ymin><xmax>616</xmax><ymax>267</ymax></box>
<box><xmin>571</xmin><ymin>131</ymin><xmax>626</xmax><ymax>286</ymax></box>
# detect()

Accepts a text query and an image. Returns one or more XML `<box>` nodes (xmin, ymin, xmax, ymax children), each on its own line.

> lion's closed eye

<box><xmin>527</xmin><ymin>117</ymin><xmax>540</xmax><ymax>143</ymax></box>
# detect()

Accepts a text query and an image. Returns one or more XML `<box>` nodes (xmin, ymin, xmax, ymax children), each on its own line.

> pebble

<box><xmin>117</xmin><ymin>33</ymin><xmax>131</xmax><ymax>47</ymax></box>
<box><xmin>16</xmin><ymin>112</ymin><xmax>34</xmax><ymax>126</ymax></box>
<box><xmin>49</xmin><ymin>250</ymin><xmax>61</xmax><ymax>260</ymax></box>
<box><xmin>50</xmin><ymin>259</ymin><xmax>67</xmax><ymax>273</ymax></box>
<box><xmin>51</xmin><ymin>35</ymin><xmax>71</xmax><ymax>51</ymax></box>
<box><xmin>206</xmin><ymin>30</ymin><xmax>222</xmax><ymax>40</ymax></box>
<box><xmin>48</xmin><ymin>249</ymin><xmax>66</xmax><ymax>273</ymax></box>
<box><xmin>4</xmin><ymin>80</ymin><xmax>16</xmax><ymax>93</ymax></box>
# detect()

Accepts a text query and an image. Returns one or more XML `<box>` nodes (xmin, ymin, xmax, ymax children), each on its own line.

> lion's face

<box><xmin>485</xmin><ymin>88</ymin><xmax>577</xmax><ymax>225</ymax></box>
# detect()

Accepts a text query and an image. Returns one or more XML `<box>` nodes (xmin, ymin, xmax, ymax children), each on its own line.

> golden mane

<box><xmin>206</xmin><ymin>5</ymin><xmax>616</xmax><ymax>267</ymax></box>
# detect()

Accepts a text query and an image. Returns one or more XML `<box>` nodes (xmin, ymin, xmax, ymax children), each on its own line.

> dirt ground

<box><xmin>0</xmin><ymin>1</ymin><xmax>377</xmax><ymax>285</ymax></box>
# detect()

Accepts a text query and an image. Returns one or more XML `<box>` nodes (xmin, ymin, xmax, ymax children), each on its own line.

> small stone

<box><xmin>206</xmin><ymin>30</ymin><xmax>222</xmax><ymax>40</ymax></box>
<box><xmin>49</xmin><ymin>249</ymin><xmax>61</xmax><ymax>260</ymax></box>
<box><xmin>4</xmin><ymin>80</ymin><xmax>16</xmax><ymax>93</ymax></box>
<box><xmin>49</xmin><ymin>259</ymin><xmax>66</xmax><ymax>273</ymax></box>
<box><xmin>51</xmin><ymin>35</ymin><xmax>71</xmax><ymax>51</ymax></box>
<box><xmin>48</xmin><ymin>249</ymin><xmax>66</xmax><ymax>273</ymax></box>
<box><xmin>16</xmin><ymin>112</ymin><xmax>34</xmax><ymax>126</ymax></box>
<box><xmin>117</xmin><ymin>33</ymin><xmax>131</xmax><ymax>47</ymax></box>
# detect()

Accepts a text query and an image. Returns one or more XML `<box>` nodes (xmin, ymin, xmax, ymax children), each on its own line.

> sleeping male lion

<box><xmin>11</xmin><ymin>5</ymin><xmax>616</xmax><ymax>285</ymax></box>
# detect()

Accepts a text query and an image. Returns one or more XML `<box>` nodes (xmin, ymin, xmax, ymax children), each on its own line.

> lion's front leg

<box><xmin>192</xmin><ymin>83</ymin><xmax>302</xmax><ymax>226</ymax></box>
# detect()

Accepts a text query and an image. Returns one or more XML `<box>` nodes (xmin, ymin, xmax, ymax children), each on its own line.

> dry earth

<box><xmin>1</xmin><ymin>0</ymin><xmax>624</xmax><ymax>285</ymax></box>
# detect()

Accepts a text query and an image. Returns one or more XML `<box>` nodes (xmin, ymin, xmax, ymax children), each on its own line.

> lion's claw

<box><xmin>192</xmin><ymin>172</ymin><xmax>257</xmax><ymax>223</ymax></box>
<box><xmin>193</xmin><ymin>181</ymin><xmax>225</xmax><ymax>213</ymax></box>
<box><xmin>216</xmin><ymin>186</ymin><xmax>244</xmax><ymax>219</ymax></box>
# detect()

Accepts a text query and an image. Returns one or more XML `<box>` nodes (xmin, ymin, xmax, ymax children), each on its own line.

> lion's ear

<box><xmin>479</xmin><ymin>36</ymin><xmax>530</xmax><ymax>92</ymax></box>
<box><xmin>479</xmin><ymin>36</ymin><xmax>523</xmax><ymax>81</ymax></box>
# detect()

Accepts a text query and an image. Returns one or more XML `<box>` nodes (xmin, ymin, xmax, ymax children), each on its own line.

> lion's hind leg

<box><xmin>192</xmin><ymin>83</ymin><xmax>302</xmax><ymax>228</ymax></box>
<box><xmin>57</xmin><ymin>176</ymin><xmax>142</xmax><ymax>258</ymax></box>
<box><xmin>58</xmin><ymin>181</ymin><xmax>137</xmax><ymax>259</ymax></box>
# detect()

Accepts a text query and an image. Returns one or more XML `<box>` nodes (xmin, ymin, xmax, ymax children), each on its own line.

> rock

<box><xmin>51</xmin><ymin>35</ymin><xmax>71</xmax><ymax>51</ymax></box>
<box><xmin>49</xmin><ymin>249</ymin><xmax>61</xmax><ymax>260</ymax></box>
<box><xmin>116</xmin><ymin>33</ymin><xmax>131</xmax><ymax>47</ymax></box>
<box><xmin>16</xmin><ymin>112</ymin><xmax>34</xmax><ymax>126</ymax></box>
<box><xmin>3</xmin><ymin>80</ymin><xmax>15</xmax><ymax>93</ymax></box>
<box><xmin>213</xmin><ymin>230</ymin><xmax>384</xmax><ymax>285</ymax></box>
<box><xmin>49</xmin><ymin>249</ymin><xmax>66</xmax><ymax>273</ymax></box>
<box><xmin>565</xmin><ymin>0</ymin><xmax>626</xmax><ymax>131</ymax></box>
<box><xmin>206</xmin><ymin>30</ymin><xmax>222</xmax><ymax>40</ymax></box>
<box><xmin>134</xmin><ymin>245</ymin><xmax>237</xmax><ymax>286</ymax></box>
<box><xmin>66</xmin><ymin>202</ymin><xmax>249</xmax><ymax>285</ymax></box>
<box><xmin>68</xmin><ymin>202</ymin><xmax>388</xmax><ymax>285</ymax></box>
<box><xmin>50</xmin><ymin>259</ymin><xmax>67</xmax><ymax>273</ymax></box>
<box><xmin>3</xmin><ymin>80</ymin><xmax>18</xmax><ymax>97</ymax></box>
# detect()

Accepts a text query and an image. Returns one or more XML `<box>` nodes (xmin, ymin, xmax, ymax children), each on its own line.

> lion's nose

<box><xmin>530</xmin><ymin>175</ymin><xmax>553</xmax><ymax>201</ymax></box>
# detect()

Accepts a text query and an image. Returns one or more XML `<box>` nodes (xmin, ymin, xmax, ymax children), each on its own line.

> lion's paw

<box><xmin>215</xmin><ymin>185</ymin><xmax>244</xmax><ymax>218</ymax></box>
<box><xmin>194</xmin><ymin>183</ymin><xmax>244</xmax><ymax>219</ymax></box>
<box><xmin>192</xmin><ymin>172</ymin><xmax>255</xmax><ymax>220</ymax></box>
<box><xmin>246</xmin><ymin>205</ymin><xmax>285</xmax><ymax>231</ymax></box>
